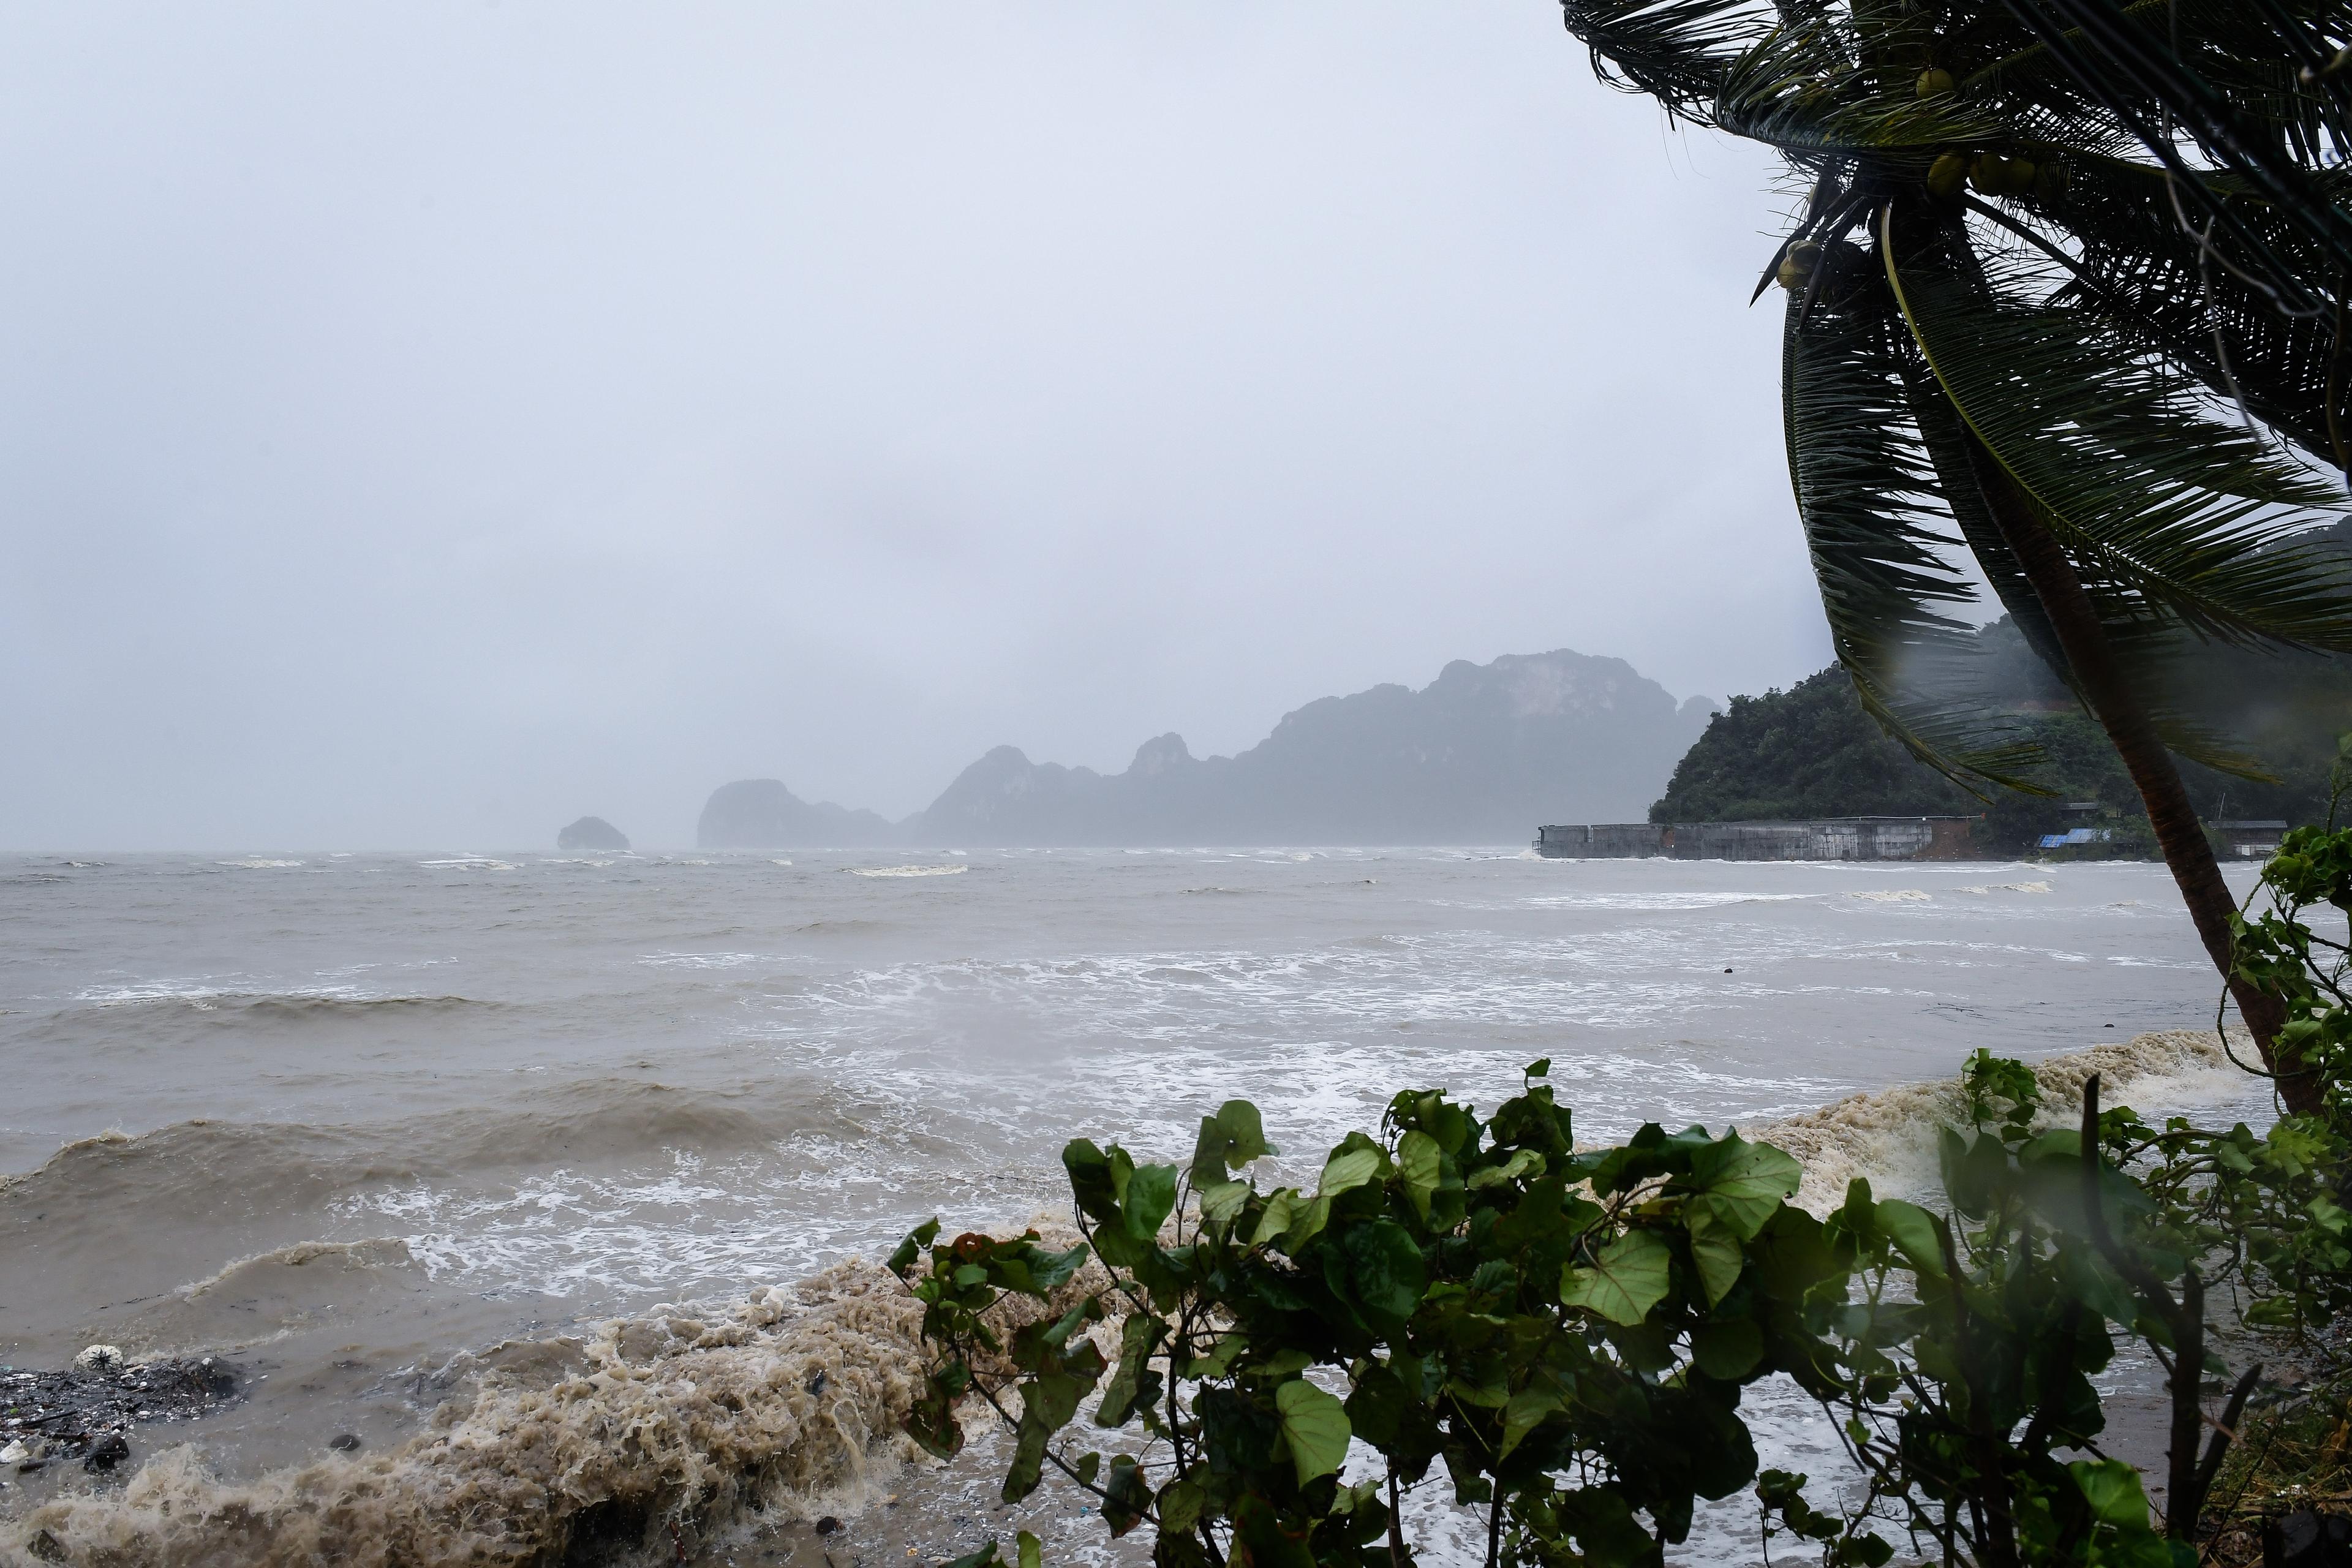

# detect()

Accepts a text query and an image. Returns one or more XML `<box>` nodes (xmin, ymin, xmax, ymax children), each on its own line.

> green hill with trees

<box><xmin>1651</xmin><ymin>620</ymin><xmax>2352</xmax><ymax>856</ymax></box>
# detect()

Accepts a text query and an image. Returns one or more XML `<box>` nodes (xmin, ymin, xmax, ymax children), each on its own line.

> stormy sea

<box><xmin>0</xmin><ymin>849</ymin><xmax>2270</xmax><ymax>1566</ymax></box>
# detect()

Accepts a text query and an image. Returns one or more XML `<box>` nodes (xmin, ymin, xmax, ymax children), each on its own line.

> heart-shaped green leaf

<box><xmin>1686</xmin><ymin>1136</ymin><xmax>1803</xmax><ymax>1240</ymax></box>
<box><xmin>1275</xmin><ymin>1379</ymin><xmax>1352</xmax><ymax>1485</ymax></box>
<box><xmin>1561</xmin><ymin>1230</ymin><xmax>1672</xmax><ymax>1326</ymax></box>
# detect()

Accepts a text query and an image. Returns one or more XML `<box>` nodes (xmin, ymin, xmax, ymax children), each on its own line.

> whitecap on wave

<box><xmin>1523</xmin><ymin>891</ymin><xmax>1816</xmax><ymax>911</ymax></box>
<box><xmin>1757</xmin><ymin>1027</ymin><xmax>2252</xmax><ymax>1212</ymax></box>
<box><xmin>846</xmin><ymin>865</ymin><xmax>967</xmax><ymax>878</ymax></box>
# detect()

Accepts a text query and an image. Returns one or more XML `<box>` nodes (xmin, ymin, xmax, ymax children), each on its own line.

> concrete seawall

<box><xmin>1536</xmin><ymin>817</ymin><xmax>1979</xmax><ymax>862</ymax></box>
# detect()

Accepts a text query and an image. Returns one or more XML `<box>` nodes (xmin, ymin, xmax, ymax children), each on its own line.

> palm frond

<box><xmin>1884</xmin><ymin>206</ymin><xmax>2352</xmax><ymax>661</ymax></box>
<box><xmin>1902</xmin><ymin>351</ymin><xmax>2082</xmax><ymax>695</ymax></box>
<box><xmin>2007</xmin><ymin>0</ymin><xmax>2352</xmax><ymax>299</ymax></box>
<box><xmin>2029</xmin><ymin>152</ymin><xmax>2352</xmax><ymax>465</ymax></box>
<box><xmin>1967</xmin><ymin>0</ymin><xmax>2334</xmax><ymax>154</ymax></box>
<box><xmin>1782</xmin><ymin>239</ymin><xmax>2043</xmax><ymax>787</ymax></box>
<box><xmin>1556</xmin><ymin>0</ymin><xmax>1774</xmax><ymax>121</ymax></box>
<box><xmin>1716</xmin><ymin>23</ymin><xmax>2006</xmax><ymax>160</ymax></box>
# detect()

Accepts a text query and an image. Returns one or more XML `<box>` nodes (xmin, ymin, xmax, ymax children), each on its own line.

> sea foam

<box><xmin>0</xmin><ymin>1031</ymin><xmax>2266</xmax><ymax>1568</ymax></box>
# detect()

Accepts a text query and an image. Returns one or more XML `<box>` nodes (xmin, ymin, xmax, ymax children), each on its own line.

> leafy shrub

<box><xmin>897</xmin><ymin>1066</ymin><xmax>1868</xmax><ymax>1566</ymax></box>
<box><xmin>889</xmin><ymin>826</ymin><xmax>2352</xmax><ymax>1564</ymax></box>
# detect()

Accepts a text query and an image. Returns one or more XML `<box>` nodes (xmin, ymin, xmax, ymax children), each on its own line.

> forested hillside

<box><xmin>1652</xmin><ymin>619</ymin><xmax>2352</xmax><ymax>853</ymax></box>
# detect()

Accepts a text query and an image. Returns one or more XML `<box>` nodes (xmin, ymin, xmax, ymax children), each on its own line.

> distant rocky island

<box><xmin>557</xmin><ymin>816</ymin><xmax>630</xmax><ymax>852</ymax></box>
<box><xmin>697</xmin><ymin>781</ymin><xmax>897</xmax><ymax>850</ymax></box>
<box><xmin>695</xmin><ymin>649</ymin><xmax>1717</xmax><ymax>848</ymax></box>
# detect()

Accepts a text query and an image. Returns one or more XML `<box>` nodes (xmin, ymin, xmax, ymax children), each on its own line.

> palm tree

<box><xmin>1554</xmin><ymin>0</ymin><xmax>2352</xmax><ymax>1111</ymax></box>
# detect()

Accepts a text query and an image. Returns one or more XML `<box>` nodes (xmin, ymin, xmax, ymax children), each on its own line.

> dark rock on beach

<box><xmin>2267</xmin><ymin>1510</ymin><xmax>2352</xmax><ymax>1567</ymax></box>
<box><xmin>557</xmin><ymin>816</ymin><xmax>630</xmax><ymax>853</ymax></box>
<box><xmin>1</xmin><ymin>1354</ymin><xmax>239</xmax><ymax>1471</ymax></box>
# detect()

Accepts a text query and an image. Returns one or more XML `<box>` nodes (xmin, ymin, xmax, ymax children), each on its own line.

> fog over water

<box><xmin>0</xmin><ymin>4</ymin><xmax>1814</xmax><ymax>850</ymax></box>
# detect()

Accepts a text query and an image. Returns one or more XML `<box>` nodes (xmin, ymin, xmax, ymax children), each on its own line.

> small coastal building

<box><xmin>2214</xmin><ymin>820</ymin><xmax>2289</xmax><ymax>859</ymax></box>
<box><xmin>1535</xmin><ymin>816</ymin><xmax>1978</xmax><ymax>862</ymax></box>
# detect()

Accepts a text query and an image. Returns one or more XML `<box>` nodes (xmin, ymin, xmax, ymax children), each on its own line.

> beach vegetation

<box><xmin>891</xmin><ymin>1077</ymin><xmax>2344</xmax><ymax>1562</ymax></box>
<box><xmin>892</xmin><ymin>823</ymin><xmax>2352</xmax><ymax>1563</ymax></box>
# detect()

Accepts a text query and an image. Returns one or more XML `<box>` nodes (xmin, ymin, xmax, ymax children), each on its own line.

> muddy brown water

<box><xmin>0</xmin><ymin>850</ymin><xmax>2274</xmax><ymax>1563</ymax></box>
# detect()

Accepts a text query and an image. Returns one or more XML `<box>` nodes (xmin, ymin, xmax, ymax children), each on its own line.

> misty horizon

<box><xmin>23</xmin><ymin>641</ymin><xmax>1727</xmax><ymax>852</ymax></box>
<box><xmin>7</xmin><ymin>5</ymin><xmax>1841</xmax><ymax>851</ymax></box>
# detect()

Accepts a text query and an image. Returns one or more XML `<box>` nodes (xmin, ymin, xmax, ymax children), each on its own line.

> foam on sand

<box><xmin>3</xmin><ymin>1221</ymin><xmax>1108</xmax><ymax>1568</ymax></box>
<box><xmin>7</xmin><ymin>1264</ymin><xmax>927</xmax><ymax>1567</ymax></box>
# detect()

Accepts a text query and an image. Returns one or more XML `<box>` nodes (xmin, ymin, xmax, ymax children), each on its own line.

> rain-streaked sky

<box><xmin>4</xmin><ymin>3</ymin><xmax>1824</xmax><ymax>849</ymax></box>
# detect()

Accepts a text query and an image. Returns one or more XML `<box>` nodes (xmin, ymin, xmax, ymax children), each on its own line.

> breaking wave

<box><xmin>1522</xmin><ymin>891</ymin><xmax>1817</xmax><ymax>911</ymax></box>
<box><xmin>0</xmin><ymin>1031</ymin><xmax>2269</xmax><ymax>1567</ymax></box>
<box><xmin>0</xmin><ymin>1080</ymin><xmax>856</xmax><ymax>1208</ymax></box>
<box><xmin>4</xmin><ymin>1263</ymin><xmax>937</xmax><ymax>1567</ymax></box>
<box><xmin>61</xmin><ymin>989</ymin><xmax>501</xmax><ymax>1025</ymax></box>
<box><xmin>1756</xmin><ymin>1027</ymin><xmax>2252</xmax><ymax>1212</ymax></box>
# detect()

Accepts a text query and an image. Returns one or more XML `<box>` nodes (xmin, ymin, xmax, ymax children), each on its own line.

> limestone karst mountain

<box><xmin>696</xmin><ymin>649</ymin><xmax>1716</xmax><ymax>848</ymax></box>
<box><xmin>695</xmin><ymin>780</ymin><xmax>898</xmax><ymax>850</ymax></box>
<box><xmin>902</xmin><ymin>649</ymin><xmax>1716</xmax><ymax>846</ymax></box>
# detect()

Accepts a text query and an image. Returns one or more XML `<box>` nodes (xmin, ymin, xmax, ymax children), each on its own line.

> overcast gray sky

<box><xmin>2</xmin><ymin>2</ymin><xmax>1826</xmax><ymax>850</ymax></box>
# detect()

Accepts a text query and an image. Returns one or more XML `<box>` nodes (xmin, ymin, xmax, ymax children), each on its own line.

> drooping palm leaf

<box><xmin>1556</xmin><ymin>0</ymin><xmax>1771</xmax><ymax>119</ymax></box>
<box><xmin>1902</xmin><ymin>350</ymin><xmax>2081</xmax><ymax>690</ymax></box>
<box><xmin>2005</xmin><ymin>0</ymin><xmax>2352</xmax><ymax>297</ymax></box>
<box><xmin>1884</xmin><ymin>207</ymin><xmax>2352</xmax><ymax>653</ymax></box>
<box><xmin>1883</xmin><ymin>206</ymin><xmax>2351</xmax><ymax>774</ymax></box>
<box><xmin>1554</xmin><ymin>0</ymin><xmax>2352</xmax><ymax>791</ymax></box>
<box><xmin>2029</xmin><ymin>153</ymin><xmax>2352</xmax><ymax>464</ymax></box>
<box><xmin>1782</xmin><ymin>239</ymin><xmax>2042</xmax><ymax>785</ymax></box>
<box><xmin>1944</xmin><ymin>173</ymin><xmax>2342</xmax><ymax>470</ymax></box>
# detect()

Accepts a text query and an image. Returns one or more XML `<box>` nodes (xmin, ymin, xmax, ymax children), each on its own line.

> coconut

<box><xmin>1915</xmin><ymin>67</ymin><xmax>1956</xmax><ymax>99</ymax></box>
<box><xmin>1777</xmin><ymin>241</ymin><xmax>1822</xmax><ymax>291</ymax></box>
<box><xmin>1927</xmin><ymin>151</ymin><xmax>1970</xmax><ymax>201</ymax></box>
<box><xmin>1970</xmin><ymin>153</ymin><xmax>2042</xmax><ymax>198</ymax></box>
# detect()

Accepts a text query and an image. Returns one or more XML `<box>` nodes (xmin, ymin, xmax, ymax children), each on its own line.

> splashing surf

<box><xmin>0</xmin><ymin>1031</ymin><xmax>2267</xmax><ymax>1567</ymax></box>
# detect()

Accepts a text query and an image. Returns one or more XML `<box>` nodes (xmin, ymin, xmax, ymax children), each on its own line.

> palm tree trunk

<box><xmin>1952</xmin><ymin>435</ymin><xmax>2314</xmax><ymax>1113</ymax></box>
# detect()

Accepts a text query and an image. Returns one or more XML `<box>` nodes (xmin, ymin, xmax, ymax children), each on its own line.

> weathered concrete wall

<box><xmin>1536</xmin><ymin>824</ymin><xmax>1670</xmax><ymax>856</ymax></box>
<box><xmin>1536</xmin><ymin>818</ymin><xmax>1977</xmax><ymax>862</ymax></box>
